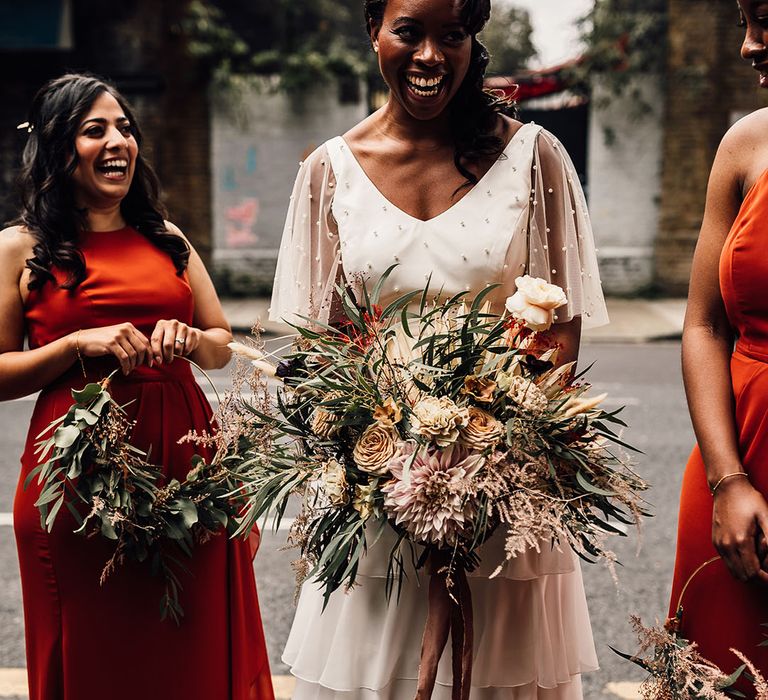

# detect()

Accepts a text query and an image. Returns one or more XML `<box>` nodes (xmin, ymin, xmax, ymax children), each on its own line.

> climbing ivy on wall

<box><xmin>182</xmin><ymin>0</ymin><xmax>368</xmax><ymax>92</ymax></box>
<box><xmin>181</xmin><ymin>0</ymin><xmax>537</xmax><ymax>94</ymax></box>
<box><xmin>573</xmin><ymin>0</ymin><xmax>667</xmax><ymax>109</ymax></box>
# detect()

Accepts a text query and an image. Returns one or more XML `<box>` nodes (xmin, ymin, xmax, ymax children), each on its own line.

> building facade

<box><xmin>0</xmin><ymin>0</ymin><xmax>212</xmax><ymax>262</ymax></box>
<box><xmin>656</xmin><ymin>0</ymin><xmax>768</xmax><ymax>294</ymax></box>
<box><xmin>2</xmin><ymin>2</ymin><xmax>766</xmax><ymax>298</ymax></box>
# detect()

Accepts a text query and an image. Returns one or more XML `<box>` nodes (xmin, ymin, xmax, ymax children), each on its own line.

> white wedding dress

<box><xmin>270</xmin><ymin>122</ymin><xmax>609</xmax><ymax>700</ymax></box>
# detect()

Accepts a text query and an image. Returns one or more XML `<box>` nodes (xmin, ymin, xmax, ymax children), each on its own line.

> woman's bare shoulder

<box><xmin>0</xmin><ymin>227</ymin><xmax>34</xmax><ymax>294</ymax></box>
<box><xmin>717</xmin><ymin>109</ymin><xmax>768</xmax><ymax>158</ymax></box>
<box><xmin>717</xmin><ymin>109</ymin><xmax>768</xmax><ymax>194</ymax></box>
<box><xmin>0</xmin><ymin>226</ymin><xmax>34</xmax><ymax>260</ymax></box>
<box><xmin>163</xmin><ymin>220</ymin><xmax>187</xmax><ymax>240</ymax></box>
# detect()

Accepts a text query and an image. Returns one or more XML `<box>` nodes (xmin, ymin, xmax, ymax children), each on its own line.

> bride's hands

<box><xmin>150</xmin><ymin>319</ymin><xmax>201</xmax><ymax>365</ymax></box>
<box><xmin>712</xmin><ymin>476</ymin><xmax>768</xmax><ymax>584</ymax></box>
<box><xmin>76</xmin><ymin>323</ymin><xmax>151</xmax><ymax>375</ymax></box>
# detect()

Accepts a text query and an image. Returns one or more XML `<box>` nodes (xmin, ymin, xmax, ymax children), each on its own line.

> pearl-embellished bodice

<box><xmin>270</xmin><ymin>122</ymin><xmax>608</xmax><ymax>329</ymax></box>
<box><xmin>325</xmin><ymin>124</ymin><xmax>539</xmax><ymax>301</ymax></box>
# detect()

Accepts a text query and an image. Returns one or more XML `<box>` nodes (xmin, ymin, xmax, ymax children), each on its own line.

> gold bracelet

<box><xmin>710</xmin><ymin>471</ymin><xmax>749</xmax><ymax>496</ymax></box>
<box><xmin>75</xmin><ymin>330</ymin><xmax>87</xmax><ymax>379</ymax></box>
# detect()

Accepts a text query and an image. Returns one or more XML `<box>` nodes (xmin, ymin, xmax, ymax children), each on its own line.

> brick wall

<box><xmin>0</xmin><ymin>0</ymin><xmax>212</xmax><ymax>263</ymax></box>
<box><xmin>656</xmin><ymin>0</ymin><xmax>768</xmax><ymax>294</ymax></box>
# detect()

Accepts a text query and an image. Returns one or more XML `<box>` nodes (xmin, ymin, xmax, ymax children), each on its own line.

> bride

<box><xmin>269</xmin><ymin>0</ymin><xmax>608</xmax><ymax>697</ymax></box>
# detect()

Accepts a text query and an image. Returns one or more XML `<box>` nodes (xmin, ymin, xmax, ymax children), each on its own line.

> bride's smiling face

<box><xmin>370</xmin><ymin>0</ymin><xmax>473</xmax><ymax>121</ymax></box>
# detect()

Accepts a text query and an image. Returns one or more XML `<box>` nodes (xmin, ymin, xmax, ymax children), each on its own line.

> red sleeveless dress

<box><xmin>669</xmin><ymin>171</ymin><xmax>768</xmax><ymax>686</ymax></box>
<box><xmin>14</xmin><ymin>227</ymin><xmax>274</xmax><ymax>700</ymax></box>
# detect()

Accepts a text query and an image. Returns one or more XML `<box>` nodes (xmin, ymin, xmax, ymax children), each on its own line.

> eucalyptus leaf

<box><xmin>71</xmin><ymin>383</ymin><xmax>103</xmax><ymax>404</ymax></box>
<box><xmin>176</xmin><ymin>499</ymin><xmax>199</xmax><ymax>528</ymax></box>
<box><xmin>53</xmin><ymin>424</ymin><xmax>81</xmax><ymax>449</ymax></box>
<box><xmin>100</xmin><ymin>519</ymin><xmax>118</xmax><ymax>540</ymax></box>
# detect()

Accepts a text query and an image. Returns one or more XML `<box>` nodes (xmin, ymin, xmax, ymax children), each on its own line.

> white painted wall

<box><xmin>501</xmin><ymin>0</ymin><xmax>665</xmax><ymax>294</ymax></box>
<box><xmin>587</xmin><ymin>77</ymin><xmax>664</xmax><ymax>294</ymax></box>
<box><xmin>210</xmin><ymin>82</ymin><xmax>368</xmax><ymax>292</ymax></box>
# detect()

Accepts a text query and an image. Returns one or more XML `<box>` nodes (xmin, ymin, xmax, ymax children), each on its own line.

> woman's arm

<box><xmin>548</xmin><ymin>317</ymin><xmax>581</xmax><ymax>367</ymax></box>
<box><xmin>151</xmin><ymin>223</ymin><xmax>232</xmax><ymax>370</ymax></box>
<box><xmin>683</xmin><ymin>122</ymin><xmax>768</xmax><ymax>584</ymax></box>
<box><xmin>0</xmin><ymin>228</ymin><xmax>149</xmax><ymax>397</ymax></box>
<box><xmin>514</xmin><ymin>125</ymin><xmax>597</xmax><ymax>369</ymax></box>
<box><xmin>0</xmin><ymin>228</ymin><xmax>78</xmax><ymax>399</ymax></box>
<box><xmin>0</xmin><ymin>227</ymin><xmax>153</xmax><ymax>400</ymax></box>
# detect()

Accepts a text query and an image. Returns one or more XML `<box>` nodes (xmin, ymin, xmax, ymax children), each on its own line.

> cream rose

<box><xmin>352</xmin><ymin>424</ymin><xmax>398</xmax><ymax>475</ymax></box>
<box><xmin>459</xmin><ymin>406</ymin><xmax>504</xmax><ymax>450</ymax></box>
<box><xmin>506</xmin><ymin>375</ymin><xmax>549</xmax><ymax>415</ymax></box>
<box><xmin>322</xmin><ymin>459</ymin><xmax>349</xmax><ymax>506</ymax></box>
<box><xmin>410</xmin><ymin>396</ymin><xmax>470</xmax><ymax>447</ymax></box>
<box><xmin>505</xmin><ymin>276</ymin><xmax>567</xmax><ymax>332</ymax></box>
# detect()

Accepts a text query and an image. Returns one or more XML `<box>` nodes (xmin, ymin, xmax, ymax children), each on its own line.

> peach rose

<box><xmin>353</xmin><ymin>424</ymin><xmax>398</xmax><ymax>475</ymax></box>
<box><xmin>459</xmin><ymin>406</ymin><xmax>504</xmax><ymax>450</ymax></box>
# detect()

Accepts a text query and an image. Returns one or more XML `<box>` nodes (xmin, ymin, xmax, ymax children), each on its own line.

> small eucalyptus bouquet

<box><xmin>29</xmin><ymin>372</ymin><xmax>248</xmax><ymax>623</ymax></box>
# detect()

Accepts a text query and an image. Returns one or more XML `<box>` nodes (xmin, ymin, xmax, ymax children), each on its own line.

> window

<box><xmin>0</xmin><ymin>0</ymin><xmax>72</xmax><ymax>50</ymax></box>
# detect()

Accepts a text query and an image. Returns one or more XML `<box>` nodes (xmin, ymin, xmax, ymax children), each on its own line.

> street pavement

<box><xmin>0</xmin><ymin>299</ymin><xmax>691</xmax><ymax>699</ymax></box>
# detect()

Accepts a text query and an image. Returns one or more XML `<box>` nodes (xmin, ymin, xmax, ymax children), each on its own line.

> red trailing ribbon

<box><xmin>415</xmin><ymin>568</ymin><xmax>473</xmax><ymax>700</ymax></box>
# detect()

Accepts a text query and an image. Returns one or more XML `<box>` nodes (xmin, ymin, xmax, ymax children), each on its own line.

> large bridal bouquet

<box><xmin>230</xmin><ymin>269</ymin><xmax>649</xmax><ymax>698</ymax></box>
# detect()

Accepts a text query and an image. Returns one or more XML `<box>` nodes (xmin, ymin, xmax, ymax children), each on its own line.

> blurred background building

<box><xmin>0</xmin><ymin>0</ymin><xmax>213</xmax><ymax>261</ymax></box>
<box><xmin>0</xmin><ymin>0</ymin><xmax>765</xmax><ymax>297</ymax></box>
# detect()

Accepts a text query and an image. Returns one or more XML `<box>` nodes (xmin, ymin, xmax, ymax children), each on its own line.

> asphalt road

<box><xmin>0</xmin><ymin>341</ymin><xmax>691</xmax><ymax>699</ymax></box>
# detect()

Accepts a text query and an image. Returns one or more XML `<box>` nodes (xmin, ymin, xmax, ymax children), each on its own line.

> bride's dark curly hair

<box><xmin>14</xmin><ymin>73</ymin><xmax>189</xmax><ymax>290</ymax></box>
<box><xmin>364</xmin><ymin>0</ymin><xmax>512</xmax><ymax>185</ymax></box>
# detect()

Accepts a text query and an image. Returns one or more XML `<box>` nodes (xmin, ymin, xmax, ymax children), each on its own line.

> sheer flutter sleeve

<box><xmin>503</xmin><ymin>128</ymin><xmax>609</xmax><ymax>329</ymax></box>
<box><xmin>269</xmin><ymin>144</ymin><xmax>344</xmax><ymax>326</ymax></box>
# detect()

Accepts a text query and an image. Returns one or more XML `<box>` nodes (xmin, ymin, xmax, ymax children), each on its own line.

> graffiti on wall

<box><xmin>225</xmin><ymin>197</ymin><xmax>260</xmax><ymax>247</ymax></box>
<box><xmin>218</xmin><ymin>145</ymin><xmax>260</xmax><ymax>248</ymax></box>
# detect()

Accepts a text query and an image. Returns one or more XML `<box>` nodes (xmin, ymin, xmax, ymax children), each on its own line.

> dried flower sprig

<box><xmin>612</xmin><ymin>615</ymin><xmax>746</xmax><ymax>700</ymax></box>
<box><xmin>614</xmin><ymin>558</ymin><xmax>768</xmax><ymax>699</ymax></box>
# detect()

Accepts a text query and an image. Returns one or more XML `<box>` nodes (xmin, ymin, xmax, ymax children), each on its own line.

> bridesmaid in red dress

<box><xmin>668</xmin><ymin>1</ymin><xmax>768</xmax><ymax>687</ymax></box>
<box><xmin>0</xmin><ymin>74</ymin><xmax>273</xmax><ymax>700</ymax></box>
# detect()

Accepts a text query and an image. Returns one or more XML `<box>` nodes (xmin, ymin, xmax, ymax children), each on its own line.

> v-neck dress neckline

<box><xmin>336</xmin><ymin>122</ymin><xmax>537</xmax><ymax>225</ymax></box>
<box><xmin>325</xmin><ymin>122</ymin><xmax>542</xmax><ymax>304</ymax></box>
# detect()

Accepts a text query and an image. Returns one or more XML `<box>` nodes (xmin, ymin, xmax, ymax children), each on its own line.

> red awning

<box><xmin>485</xmin><ymin>56</ymin><xmax>583</xmax><ymax>102</ymax></box>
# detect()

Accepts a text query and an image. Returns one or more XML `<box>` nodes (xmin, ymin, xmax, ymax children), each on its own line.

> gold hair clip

<box><xmin>16</xmin><ymin>122</ymin><xmax>33</xmax><ymax>133</ymax></box>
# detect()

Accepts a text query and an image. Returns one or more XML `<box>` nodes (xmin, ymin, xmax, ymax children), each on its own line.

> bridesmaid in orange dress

<box><xmin>668</xmin><ymin>1</ymin><xmax>768</xmax><ymax>686</ymax></box>
<box><xmin>0</xmin><ymin>74</ymin><xmax>273</xmax><ymax>700</ymax></box>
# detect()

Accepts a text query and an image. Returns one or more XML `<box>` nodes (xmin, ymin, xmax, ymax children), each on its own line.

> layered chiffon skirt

<box><xmin>283</xmin><ymin>527</ymin><xmax>598</xmax><ymax>699</ymax></box>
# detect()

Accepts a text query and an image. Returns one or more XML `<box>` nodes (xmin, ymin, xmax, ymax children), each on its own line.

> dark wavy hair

<box><xmin>14</xmin><ymin>73</ymin><xmax>189</xmax><ymax>290</ymax></box>
<box><xmin>364</xmin><ymin>0</ymin><xmax>512</xmax><ymax>185</ymax></box>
